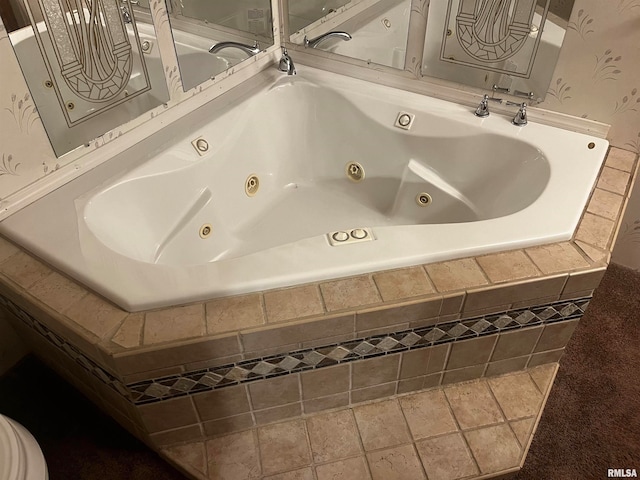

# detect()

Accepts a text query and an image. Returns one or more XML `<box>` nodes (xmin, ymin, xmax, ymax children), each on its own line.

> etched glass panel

<box><xmin>3</xmin><ymin>0</ymin><xmax>169</xmax><ymax>155</ymax></box>
<box><xmin>422</xmin><ymin>0</ymin><xmax>574</xmax><ymax>101</ymax></box>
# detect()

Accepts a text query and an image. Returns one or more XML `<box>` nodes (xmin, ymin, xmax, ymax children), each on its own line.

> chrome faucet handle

<box><xmin>492</xmin><ymin>84</ymin><xmax>510</xmax><ymax>94</ymax></box>
<box><xmin>278</xmin><ymin>48</ymin><xmax>296</xmax><ymax>75</ymax></box>
<box><xmin>474</xmin><ymin>94</ymin><xmax>490</xmax><ymax>118</ymax></box>
<box><xmin>513</xmin><ymin>89</ymin><xmax>534</xmax><ymax>100</ymax></box>
<box><xmin>510</xmin><ymin>102</ymin><xmax>528</xmax><ymax>126</ymax></box>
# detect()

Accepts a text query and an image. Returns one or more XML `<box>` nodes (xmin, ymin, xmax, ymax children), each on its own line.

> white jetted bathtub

<box><xmin>0</xmin><ymin>66</ymin><xmax>608</xmax><ymax>311</ymax></box>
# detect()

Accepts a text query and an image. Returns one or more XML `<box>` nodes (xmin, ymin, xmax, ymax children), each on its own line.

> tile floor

<box><xmin>161</xmin><ymin>364</ymin><xmax>557</xmax><ymax>480</ymax></box>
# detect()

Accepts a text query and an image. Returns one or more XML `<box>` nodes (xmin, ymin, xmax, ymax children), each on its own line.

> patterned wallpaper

<box><xmin>536</xmin><ymin>0</ymin><xmax>640</xmax><ymax>270</ymax></box>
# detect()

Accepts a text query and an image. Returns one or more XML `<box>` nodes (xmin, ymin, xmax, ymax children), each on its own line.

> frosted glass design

<box><xmin>37</xmin><ymin>0</ymin><xmax>133</xmax><ymax>102</ymax></box>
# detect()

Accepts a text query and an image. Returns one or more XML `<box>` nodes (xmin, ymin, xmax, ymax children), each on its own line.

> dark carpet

<box><xmin>1</xmin><ymin>263</ymin><xmax>639</xmax><ymax>479</ymax></box>
<box><xmin>514</xmin><ymin>263</ymin><xmax>640</xmax><ymax>480</ymax></box>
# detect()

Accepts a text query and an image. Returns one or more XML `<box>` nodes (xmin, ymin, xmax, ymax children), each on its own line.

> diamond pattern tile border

<box><xmin>0</xmin><ymin>294</ymin><xmax>590</xmax><ymax>406</ymax></box>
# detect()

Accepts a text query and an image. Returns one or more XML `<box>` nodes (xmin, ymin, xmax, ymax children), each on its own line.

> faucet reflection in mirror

<box><xmin>1</xmin><ymin>0</ymin><xmax>169</xmax><ymax>156</ymax></box>
<box><xmin>164</xmin><ymin>0</ymin><xmax>274</xmax><ymax>92</ymax></box>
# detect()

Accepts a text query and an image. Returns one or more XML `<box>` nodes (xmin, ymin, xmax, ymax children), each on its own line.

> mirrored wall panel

<box><xmin>165</xmin><ymin>0</ymin><xmax>274</xmax><ymax>92</ymax></box>
<box><xmin>288</xmin><ymin>0</ymin><xmax>411</xmax><ymax>70</ymax></box>
<box><xmin>422</xmin><ymin>0</ymin><xmax>574</xmax><ymax>101</ymax></box>
<box><xmin>1</xmin><ymin>0</ymin><xmax>169</xmax><ymax>156</ymax></box>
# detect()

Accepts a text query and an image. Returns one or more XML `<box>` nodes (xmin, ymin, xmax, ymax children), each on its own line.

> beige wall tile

<box><xmin>426</xmin><ymin>344</ymin><xmax>450</xmax><ymax>374</ymax></box>
<box><xmin>144</xmin><ymin>304</ymin><xmax>205</xmax><ymax>345</ymax></box>
<box><xmin>0</xmin><ymin>236</ymin><xmax>19</xmax><ymax>263</ymax></box>
<box><xmin>207</xmin><ymin>430</ymin><xmax>261</xmax><ymax>479</ymax></box>
<box><xmin>202</xmin><ymin>413</ymin><xmax>254</xmax><ymax>438</ymax></box>
<box><xmin>193</xmin><ymin>384</ymin><xmax>250</xmax><ymax>421</ymax></box>
<box><xmin>138</xmin><ymin>396</ymin><xmax>199</xmax><ymax>433</ymax></box>
<box><xmin>66</xmin><ymin>293</ymin><xmax>128</xmax><ymax>340</ymax></box>
<box><xmin>29</xmin><ymin>272</ymin><xmax>87</xmax><ymax>313</ymax></box>
<box><xmin>316</xmin><ymin>457</ymin><xmax>370</xmax><ymax>480</ymax></box>
<box><xmin>423</xmin><ymin>373</ymin><xmax>442</xmax><ymax>389</ymax></box>
<box><xmin>301</xmin><ymin>363</ymin><xmax>350</xmax><ymax>400</ymax></box>
<box><xmin>373</xmin><ymin>267</ymin><xmax>435</xmax><ymax>302</ymax></box>
<box><xmin>264</xmin><ymin>286</ymin><xmax>324</xmax><ymax>323</ymax></box>
<box><xmin>491</xmin><ymin>327</ymin><xmax>544</xmax><ymax>362</ymax></box>
<box><xmin>400</xmin><ymin>389</ymin><xmax>457</xmax><ymax>439</ymax></box>
<box><xmin>464</xmin><ymin>424</ymin><xmax>520</xmax><ymax>474</ymax></box>
<box><xmin>525</xmin><ymin>243</ymin><xmax>589</xmax><ymax>274</ymax></box>
<box><xmin>351</xmin><ymin>382</ymin><xmax>397</xmax><ymax>403</ymax></box>
<box><xmin>265</xmin><ymin>468</ymin><xmax>315</xmax><ymax>480</ymax></box>
<box><xmin>206</xmin><ymin>293</ymin><xmax>264</xmax><ymax>334</ymax></box>
<box><xmin>510</xmin><ymin>417</ymin><xmax>535</xmax><ymax>449</ymax></box>
<box><xmin>397</xmin><ymin>377</ymin><xmax>425</xmax><ymax>394</ymax></box>
<box><xmin>463</xmin><ymin>275</ymin><xmax>567</xmax><ymax>313</ymax></box>
<box><xmin>415</xmin><ymin>433</ymin><xmax>479</xmax><ymax>480</ymax></box>
<box><xmin>528</xmin><ymin>349</ymin><xmax>564</xmax><ymax>367</ymax></box>
<box><xmin>528</xmin><ymin>363</ymin><xmax>557</xmax><ymax>394</ymax></box>
<box><xmin>254</xmin><ymin>403</ymin><xmax>302</xmax><ymax>425</ymax></box>
<box><xmin>444</xmin><ymin>381</ymin><xmax>503</xmax><ymax>429</ymax></box>
<box><xmin>446</xmin><ymin>336</ymin><xmax>497</xmax><ymax>370</ymax></box>
<box><xmin>356</xmin><ymin>323</ymin><xmax>410</xmax><ymax>338</ymax></box>
<box><xmin>113</xmin><ymin>334</ymin><xmax>241</xmax><ymax>375</ymax></box>
<box><xmin>588</xmin><ymin>189</ymin><xmax>624</xmax><ymax>221</ymax></box>
<box><xmin>303</xmin><ymin>392</ymin><xmax>349</xmax><ymax>414</ymax></box>
<box><xmin>425</xmin><ymin>258</ymin><xmax>488</xmax><ymax>292</ymax></box>
<box><xmin>559</xmin><ymin>288</ymin><xmax>593</xmax><ymax>301</ymax></box>
<box><xmin>489</xmin><ymin>373</ymin><xmax>543</xmax><ymax>420</ymax></box>
<box><xmin>353</xmin><ymin>400</ymin><xmax>411</xmax><ymax>451</ymax></box>
<box><xmin>574</xmin><ymin>240</ymin><xmax>609</xmax><ymax>264</ymax></box>
<box><xmin>0</xmin><ymin>251</ymin><xmax>51</xmax><ymax>289</ymax></box>
<box><xmin>562</xmin><ymin>268</ymin><xmax>606</xmax><ymax>297</ymax></box>
<box><xmin>534</xmin><ymin>319</ymin><xmax>579</xmax><ymax>352</ymax></box>
<box><xmin>258</xmin><ymin>420</ymin><xmax>311</xmax><ymax>475</ymax></box>
<box><xmin>111</xmin><ymin>313</ymin><xmax>144</xmax><ymax>348</ymax></box>
<box><xmin>575</xmin><ymin>213</ymin><xmax>616</xmax><ymax>250</ymax></box>
<box><xmin>162</xmin><ymin>442</ymin><xmax>207</xmax><ymax>476</ymax></box>
<box><xmin>122</xmin><ymin>365</ymin><xmax>184</xmax><ymax>384</ymax></box>
<box><xmin>352</xmin><ymin>353</ymin><xmax>400</xmax><ymax>389</ymax></box>
<box><xmin>440</xmin><ymin>293</ymin><xmax>465</xmax><ymax>315</ymax></box>
<box><xmin>320</xmin><ymin>276</ymin><xmax>381</xmax><ymax>312</ymax></box>
<box><xmin>477</xmin><ymin>251</ymin><xmax>540</xmax><ymax>284</ymax></box>
<box><xmin>485</xmin><ymin>356</ymin><xmax>529</xmax><ymax>377</ymax></box>
<box><xmin>307</xmin><ymin>410</ymin><xmax>362</xmax><ymax>463</ymax></box>
<box><xmin>248</xmin><ymin>373</ymin><xmax>300</xmax><ymax>410</ymax></box>
<box><xmin>241</xmin><ymin>314</ymin><xmax>354</xmax><ymax>352</ymax></box>
<box><xmin>597</xmin><ymin>166</ymin><xmax>631</xmax><ymax>195</ymax></box>
<box><xmin>510</xmin><ymin>295</ymin><xmax>559</xmax><ymax>310</ymax></box>
<box><xmin>367</xmin><ymin>444</ymin><xmax>426</xmax><ymax>480</ymax></box>
<box><xmin>463</xmin><ymin>304</ymin><xmax>511</xmax><ymax>317</ymax></box>
<box><xmin>400</xmin><ymin>349</ymin><xmax>430</xmax><ymax>379</ymax></box>
<box><xmin>606</xmin><ymin>148</ymin><xmax>636</xmax><ymax>172</ymax></box>
<box><xmin>149</xmin><ymin>425</ymin><xmax>203</xmax><ymax>447</ymax></box>
<box><xmin>356</xmin><ymin>298</ymin><xmax>441</xmax><ymax>332</ymax></box>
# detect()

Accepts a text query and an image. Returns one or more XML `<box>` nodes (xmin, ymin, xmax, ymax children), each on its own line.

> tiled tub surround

<box><xmin>0</xmin><ymin>148</ymin><xmax>636</xmax><ymax>472</ymax></box>
<box><xmin>158</xmin><ymin>365</ymin><xmax>558</xmax><ymax>480</ymax></box>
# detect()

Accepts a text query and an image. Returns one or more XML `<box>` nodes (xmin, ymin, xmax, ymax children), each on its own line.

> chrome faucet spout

<box><xmin>209</xmin><ymin>41</ymin><xmax>261</xmax><ymax>56</ymax></box>
<box><xmin>304</xmin><ymin>31</ymin><xmax>352</xmax><ymax>48</ymax></box>
<box><xmin>278</xmin><ymin>48</ymin><xmax>296</xmax><ymax>75</ymax></box>
<box><xmin>512</xmin><ymin>102</ymin><xmax>528</xmax><ymax>126</ymax></box>
<box><xmin>474</xmin><ymin>94</ymin><xmax>490</xmax><ymax>118</ymax></box>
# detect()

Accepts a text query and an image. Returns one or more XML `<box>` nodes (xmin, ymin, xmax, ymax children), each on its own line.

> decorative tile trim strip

<box><xmin>0</xmin><ymin>293</ymin><xmax>590</xmax><ymax>406</ymax></box>
<box><xmin>127</xmin><ymin>297</ymin><xmax>591</xmax><ymax>405</ymax></box>
<box><xmin>0</xmin><ymin>295</ymin><xmax>131</xmax><ymax>399</ymax></box>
